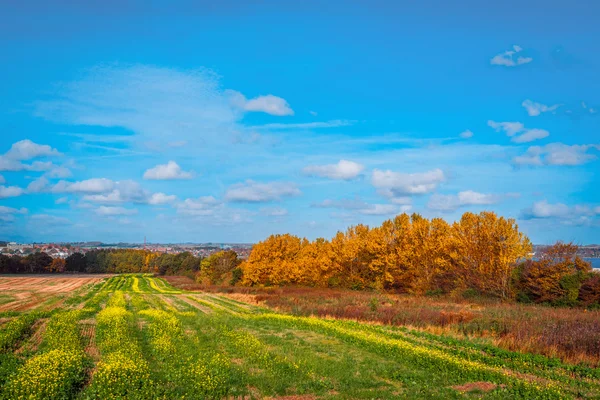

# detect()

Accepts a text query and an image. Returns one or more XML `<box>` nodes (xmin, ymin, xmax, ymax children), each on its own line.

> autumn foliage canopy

<box><xmin>241</xmin><ymin>211</ymin><xmax>596</xmax><ymax>302</ymax></box>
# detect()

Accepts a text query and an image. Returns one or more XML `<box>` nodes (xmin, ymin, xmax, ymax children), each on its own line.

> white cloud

<box><xmin>372</xmin><ymin>168</ymin><xmax>445</xmax><ymax>196</ymax></box>
<box><xmin>512</xmin><ymin>128</ymin><xmax>550</xmax><ymax>144</ymax></box>
<box><xmin>522</xmin><ymin>100</ymin><xmax>561</xmax><ymax>117</ymax></box>
<box><xmin>522</xmin><ymin>200</ymin><xmax>600</xmax><ymax>226</ymax></box>
<box><xmin>250</xmin><ymin>120</ymin><xmax>354</xmax><ymax>130</ymax></box>
<box><xmin>143</xmin><ymin>161</ymin><xmax>194</xmax><ymax>180</ymax></box>
<box><xmin>52</xmin><ymin>178</ymin><xmax>115</xmax><ymax>194</ymax></box>
<box><xmin>314</xmin><ymin>197</ymin><xmax>408</xmax><ymax>216</ymax></box>
<box><xmin>514</xmin><ymin>143</ymin><xmax>599</xmax><ymax>166</ymax></box>
<box><xmin>175</xmin><ymin>196</ymin><xmax>252</xmax><ymax>225</ymax></box>
<box><xmin>3</xmin><ymin>139</ymin><xmax>61</xmax><ymax>160</ymax></box>
<box><xmin>0</xmin><ymin>140</ymin><xmax>62</xmax><ymax>172</ymax></box>
<box><xmin>82</xmin><ymin>182</ymin><xmax>156</xmax><ymax>204</ymax></box>
<box><xmin>55</xmin><ymin>197</ymin><xmax>69</xmax><ymax>205</ymax></box>
<box><xmin>176</xmin><ymin>196</ymin><xmax>221</xmax><ymax>216</ymax></box>
<box><xmin>225</xmin><ymin>180</ymin><xmax>301</xmax><ymax>202</ymax></box>
<box><xmin>27</xmin><ymin>177</ymin><xmax>50</xmax><ymax>193</ymax></box>
<box><xmin>490</xmin><ymin>45</ymin><xmax>532</xmax><ymax>67</ymax></box>
<box><xmin>95</xmin><ymin>206</ymin><xmax>138</xmax><ymax>216</ymax></box>
<box><xmin>260</xmin><ymin>207</ymin><xmax>288</xmax><ymax>217</ymax></box>
<box><xmin>147</xmin><ymin>192</ymin><xmax>177</xmax><ymax>205</ymax></box>
<box><xmin>0</xmin><ymin>206</ymin><xmax>25</xmax><ymax>223</ymax></box>
<box><xmin>0</xmin><ymin>185</ymin><xmax>24</xmax><ymax>199</ymax></box>
<box><xmin>44</xmin><ymin>165</ymin><xmax>72</xmax><ymax>179</ymax></box>
<box><xmin>527</xmin><ymin>200</ymin><xmax>571</xmax><ymax>218</ymax></box>
<box><xmin>51</xmin><ymin>178</ymin><xmax>176</xmax><ymax>206</ymax></box>
<box><xmin>314</xmin><ymin>198</ymin><xmax>368</xmax><ymax>210</ymax></box>
<box><xmin>487</xmin><ymin>121</ymin><xmax>524</xmax><ymax>136</ymax></box>
<box><xmin>0</xmin><ymin>206</ymin><xmax>28</xmax><ymax>215</ymax></box>
<box><xmin>358</xmin><ymin>204</ymin><xmax>402</xmax><ymax>215</ymax></box>
<box><xmin>228</xmin><ymin>90</ymin><xmax>294</xmax><ymax>116</ymax></box>
<box><xmin>460</xmin><ymin>130</ymin><xmax>474</xmax><ymax>139</ymax></box>
<box><xmin>428</xmin><ymin>190</ymin><xmax>505</xmax><ymax>212</ymax></box>
<box><xmin>303</xmin><ymin>160</ymin><xmax>364</xmax><ymax>180</ymax></box>
<box><xmin>488</xmin><ymin>120</ymin><xmax>549</xmax><ymax>143</ymax></box>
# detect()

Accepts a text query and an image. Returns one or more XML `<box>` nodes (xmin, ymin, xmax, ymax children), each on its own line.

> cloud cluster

<box><xmin>522</xmin><ymin>200</ymin><xmax>600</xmax><ymax>225</ymax></box>
<box><xmin>143</xmin><ymin>161</ymin><xmax>194</xmax><ymax>180</ymax></box>
<box><xmin>514</xmin><ymin>143</ymin><xmax>599</xmax><ymax>166</ymax></box>
<box><xmin>0</xmin><ymin>185</ymin><xmax>24</xmax><ymax>199</ymax></box>
<box><xmin>0</xmin><ymin>140</ymin><xmax>62</xmax><ymax>173</ymax></box>
<box><xmin>490</xmin><ymin>45</ymin><xmax>532</xmax><ymax>67</ymax></box>
<box><xmin>175</xmin><ymin>196</ymin><xmax>252</xmax><ymax>225</ymax></box>
<box><xmin>460</xmin><ymin>130</ymin><xmax>474</xmax><ymax>139</ymax></box>
<box><xmin>176</xmin><ymin>196</ymin><xmax>221</xmax><ymax>216</ymax></box>
<box><xmin>0</xmin><ymin>206</ymin><xmax>28</xmax><ymax>223</ymax></box>
<box><xmin>314</xmin><ymin>197</ymin><xmax>409</xmax><ymax>216</ymax></box>
<box><xmin>35</xmin><ymin>178</ymin><xmax>178</xmax><ymax>206</ymax></box>
<box><xmin>303</xmin><ymin>160</ymin><xmax>364</xmax><ymax>180</ymax></box>
<box><xmin>228</xmin><ymin>90</ymin><xmax>294</xmax><ymax>116</ymax></box>
<box><xmin>488</xmin><ymin>120</ymin><xmax>549</xmax><ymax>143</ymax></box>
<box><xmin>522</xmin><ymin>100</ymin><xmax>561</xmax><ymax>117</ymax></box>
<box><xmin>95</xmin><ymin>206</ymin><xmax>138</xmax><ymax>216</ymax></box>
<box><xmin>225</xmin><ymin>180</ymin><xmax>301</xmax><ymax>202</ymax></box>
<box><xmin>260</xmin><ymin>207</ymin><xmax>289</xmax><ymax>217</ymax></box>
<box><xmin>428</xmin><ymin>190</ymin><xmax>514</xmax><ymax>212</ymax></box>
<box><xmin>372</xmin><ymin>168</ymin><xmax>445</xmax><ymax>197</ymax></box>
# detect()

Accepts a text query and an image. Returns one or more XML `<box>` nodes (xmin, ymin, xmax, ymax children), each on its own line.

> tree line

<box><xmin>0</xmin><ymin>249</ymin><xmax>199</xmax><ymax>276</ymax></box>
<box><xmin>240</xmin><ymin>211</ymin><xmax>600</xmax><ymax>306</ymax></box>
<box><xmin>0</xmin><ymin>248</ymin><xmax>243</xmax><ymax>285</ymax></box>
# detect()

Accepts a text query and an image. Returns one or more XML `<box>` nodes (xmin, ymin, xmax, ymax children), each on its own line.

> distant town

<box><xmin>0</xmin><ymin>241</ymin><xmax>253</xmax><ymax>259</ymax></box>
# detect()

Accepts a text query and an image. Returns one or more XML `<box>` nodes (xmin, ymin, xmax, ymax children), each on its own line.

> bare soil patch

<box><xmin>80</xmin><ymin>320</ymin><xmax>99</xmax><ymax>360</ymax></box>
<box><xmin>16</xmin><ymin>318</ymin><xmax>48</xmax><ymax>354</ymax></box>
<box><xmin>452</xmin><ymin>382</ymin><xmax>501</xmax><ymax>393</ymax></box>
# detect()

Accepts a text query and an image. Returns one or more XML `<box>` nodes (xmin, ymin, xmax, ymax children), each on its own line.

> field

<box><xmin>170</xmin><ymin>281</ymin><xmax>600</xmax><ymax>368</ymax></box>
<box><xmin>0</xmin><ymin>275</ymin><xmax>599</xmax><ymax>399</ymax></box>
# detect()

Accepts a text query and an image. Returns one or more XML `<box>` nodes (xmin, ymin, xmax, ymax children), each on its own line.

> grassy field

<box><xmin>1</xmin><ymin>275</ymin><xmax>599</xmax><ymax>399</ymax></box>
<box><xmin>171</xmin><ymin>281</ymin><xmax>600</xmax><ymax>368</ymax></box>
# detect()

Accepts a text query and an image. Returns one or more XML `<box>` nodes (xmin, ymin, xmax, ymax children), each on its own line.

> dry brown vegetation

<box><xmin>0</xmin><ymin>275</ymin><xmax>107</xmax><ymax>312</ymax></box>
<box><xmin>164</xmin><ymin>275</ymin><xmax>600</xmax><ymax>366</ymax></box>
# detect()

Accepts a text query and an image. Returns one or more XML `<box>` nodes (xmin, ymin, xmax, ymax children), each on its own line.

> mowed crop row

<box><xmin>1</xmin><ymin>275</ymin><xmax>599</xmax><ymax>399</ymax></box>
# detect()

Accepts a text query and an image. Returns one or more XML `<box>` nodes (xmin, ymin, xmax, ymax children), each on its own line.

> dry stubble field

<box><xmin>0</xmin><ymin>274</ymin><xmax>599</xmax><ymax>399</ymax></box>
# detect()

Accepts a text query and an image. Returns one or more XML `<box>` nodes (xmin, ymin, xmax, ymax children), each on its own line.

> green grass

<box><xmin>1</xmin><ymin>274</ymin><xmax>599</xmax><ymax>399</ymax></box>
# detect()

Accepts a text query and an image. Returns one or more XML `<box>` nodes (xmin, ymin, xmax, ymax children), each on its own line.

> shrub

<box><xmin>3</xmin><ymin>349</ymin><xmax>86</xmax><ymax>400</ymax></box>
<box><xmin>89</xmin><ymin>352</ymin><xmax>151</xmax><ymax>398</ymax></box>
<box><xmin>578</xmin><ymin>274</ymin><xmax>600</xmax><ymax>306</ymax></box>
<box><xmin>0</xmin><ymin>313</ymin><xmax>38</xmax><ymax>352</ymax></box>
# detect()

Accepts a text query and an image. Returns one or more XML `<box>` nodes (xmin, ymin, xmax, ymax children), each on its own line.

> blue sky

<box><xmin>0</xmin><ymin>0</ymin><xmax>599</xmax><ymax>244</ymax></box>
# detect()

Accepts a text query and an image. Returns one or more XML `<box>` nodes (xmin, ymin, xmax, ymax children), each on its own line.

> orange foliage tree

<box><xmin>241</xmin><ymin>211</ymin><xmax>535</xmax><ymax>300</ymax></box>
<box><xmin>47</xmin><ymin>257</ymin><xmax>66</xmax><ymax>273</ymax></box>
<box><xmin>518</xmin><ymin>242</ymin><xmax>591</xmax><ymax>304</ymax></box>
<box><xmin>450</xmin><ymin>212</ymin><xmax>532</xmax><ymax>299</ymax></box>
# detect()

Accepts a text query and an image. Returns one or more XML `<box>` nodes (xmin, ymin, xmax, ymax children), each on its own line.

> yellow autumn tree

<box><xmin>296</xmin><ymin>238</ymin><xmax>335</xmax><ymax>286</ymax></box>
<box><xmin>406</xmin><ymin>215</ymin><xmax>452</xmax><ymax>295</ymax></box>
<box><xmin>241</xmin><ymin>211</ymin><xmax>533</xmax><ymax>299</ymax></box>
<box><xmin>373</xmin><ymin>213</ymin><xmax>412</xmax><ymax>290</ymax></box>
<box><xmin>451</xmin><ymin>211</ymin><xmax>531</xmax><ymax>299</ymax></box>
<box><xmin>241</xmin><ymin>234</ymin><xmax>304</xmax><ymax>286</ymax></box>
<box><xmin>519</xmin><ymin>242</ymin><xmax>591</xmax><ymax>304</ymax></box>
